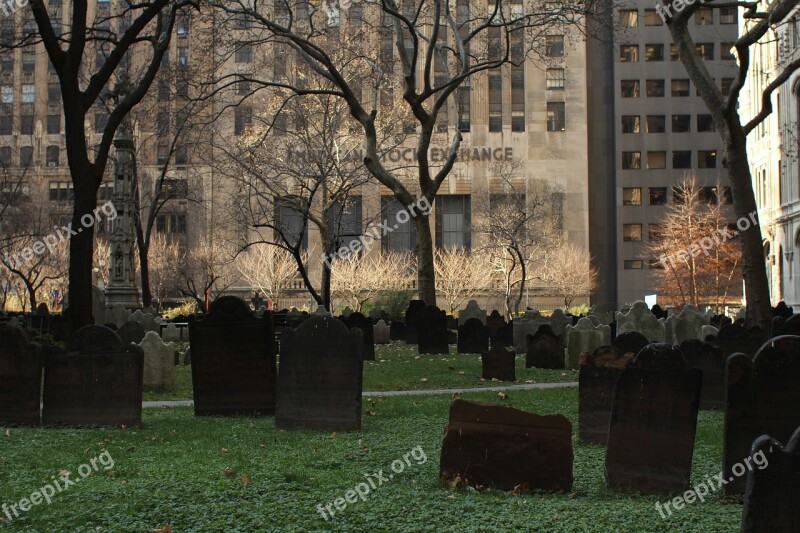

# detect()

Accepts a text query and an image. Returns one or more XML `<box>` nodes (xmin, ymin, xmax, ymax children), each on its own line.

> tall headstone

<box><xmin>565</xmin><ymin>318</ymin><xmax>611</xmax><ymax>369</ymax></box>
<box><xmin>107</xmin><ymin>304</ymin><xmax>131</xmax><ymax>330</ymax></box>
<box><xmin>404</xmin><ymin>300</ymin><xmax>426</xmax><ymax>344</ymax></box>
<box><xmin>389</xmin><ymin>321</ymin><xmax>405</xmax><ymax>342</ymax></box>
<box><xmin>139</xmin><ymin>331</ymin><xmax>176</xmax><ymax>392</ymax></box>
<box><xmin>525</xmin><ymin>325</ymin><xmax>564</xmax><ymax>369</ymax></box>
<box><xmin>712</xmin><ymin>324</ymin><xmax>764</xmax><ymax>360</ymax></box>
<box><xmin>188</xmin><ymin>296</ymin><xmax>277</xmax><ymax>416</ymax></box>
<box><xmin>0</xmin><ymin>324</ymin><xmax>41</xmax><ymax>425</ymax></box>
<box><xmin>605</xmin><ymin>344</ymin><xmax>702</xmax><ymax>494</ymax></box>
<box><xmin>578</xmin><ymin>345</ymin><xmax>634</xmax><ymax>444</ymax></box>
<box><xmin>418</xmin><ymin>305</ymin><xmax>449</xmax><ymax>355</ymax></box>
<box><xmin>345</xmin><ymin>312</ymin><xmax>375</xmax><ymax>361</ymax></box>
<box><xmin>457</xmin><ymin>318</ymin><xmax>489</xmax><ymax>355</ymax></box>
<box><xmin>724</xmin><ymin>335</ymin><xmax>800</xmax><ymax>494</ymax></box>
<box><xmin>276</xmin><ymin>315</ymin><xmax>363</xmax><ymax>431</ymax></box>
<box><xmin>681</xmin><ymin>339</ymin><xmax>725</xmax><ymax>410</ymax></box>
<box><xmin>373</xmin><ymin>320</ymin><xmax>390</xmax><ymax>345</ymax></box>
<box><xmin>549</xmin><ymin>309</ymin><xmax>572</xmax><ymax>339</ymax></box>
<box><xmin>458</xmin><ymin>300</ymin><xmax>487</xmax><ymax>326</ymax></box>
<box><xmin>615</xmin><ymin>301</ymin><xmax>665</xmax><ymax>343</ymax></box>
<box><xmin>486</xmin><ymin>310</ymin><xmax>506</xmax><ymax>337</ymax></box>
<box><xmin>482</xmin><ymin>345</ymin><xmax>515</xmax><ymax>381</ymax></box>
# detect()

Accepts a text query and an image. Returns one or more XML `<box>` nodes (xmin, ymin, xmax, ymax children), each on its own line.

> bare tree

<box><xmin>93</xmin><ymin>237</ymin><xmax>110</xmax><ymax>288</ymax></box>
<box><xmin>330</xmin><ymin>250</ymin><xmax>414</xmax><ymax>311</ymax></box>
<box><xmin>237</xmin><ymin>243</ymin><xmax>302</xmax><ymax>304</ymax></box>
<box><xmin>434</xmin><ymin>247</ymin><xmax>494</xmax><ymax>313</ymax></box>
<box><xmin>664</xmin><ymin>0</ymin><xmax>800</xmax><ymax>328</ymax></box>
<box><xmin>147</xmin><ymin>233</ymin><xmax>183</xmax><ymax>310</ymax></box>
<box><xmin>538</xmin><ymin>241</ymin><xmax>598</xmax><ymax>310</ymax></box>
<box><xmin>176</xmin><ymin>237</ymin><xmax>239</xmax><ymax>311</ymax></box>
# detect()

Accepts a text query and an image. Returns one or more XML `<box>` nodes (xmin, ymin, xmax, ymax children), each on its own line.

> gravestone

<box><xmin>118</xmin><ymin>320</ymin><xmax>146</xmax><ymax>346</ymax></box>
<box><xmin>700</xmin><ymin>325</ymin><xmax>719</xmax><ymax>340</ymax></box>
<box><xmin>311</xmin><ymin>305</ymin><xmax>330</xmax><ymax>317</ymax></box>
<box><xmin>513</xmin><ymin>310</ymin><xmax>549</xmax><ymax>354</ymax></box>
<box><xmin>446</xmin><ymin>315</ymin><xmax>458</xmax><ymax>331</ymax></box>
<box><xmin>341</xmin><ymin>306</ymin><xmax>353</xmax><ymax>317</ymax></box>
<box><xmin>440</xmin><ymin>400</ymin><xmax>573</xmax><ymax>492</ymax></box>
<box><xmin>373</xmin><ymin>320</ymin><xmax>390</xmax><ymax>344</ymax></box>
<box><xmin>139</xmin><ymin>331</ymin><xmax>176</xmax><ymax>392</ymax></box>
<box><xmin>389</xmin><ymin>321</ymin><xmax>405</xmax><ymax>342</ymax></box>
<box><xmin>404</xmin><ymin>300</ymin><xmax>426</xmax><ymax>344</ymax></box>
<box><xmin>276</xmin><ymin>315</ymin><xmax>363</xmax><ymax>431</ymax></box>
<box><xmin>711</xmin><ymin>314</ymin><xmax>733</xmax><ymax>330</ymax></box>
<box><xmin>92</xmin><ymin>285</ymin><xmax>106</xmax><ymax>325</ymax></box>
<box><xmin>741</xmin><ymin>426</ymin><xmax>800</xmax><ymax>533</ymax></box>
<box><xmin>775</xmin><ymin>314</ymin><xmax>800</xmax><ymax>337</ymax></box>
<box><xmin>42</xmin><ymin>325</ymin><xmax>143</xmax><ymax>426</ymax></box>
<box><xmin>605</xmin><ymin>344</ymin><xmax>702</xmax><ymax>494</ymax></box>
<box><xmin>482</xmin><ymin>345</ymin><xmax>515</xmax><ymax>381</ymax></box>
<box><xmin>650</xmin><ymin>304</ymin><xmax>668</xmax><ymax>320</ymax></box>
<box><xmin>549</xmin><ymin>309</ymin><xmax>572</xmax><ymax>339</ymax></box>
<box><xmin>611</xmin><ymin>331</ymin><xmax>649</xmax><ymax>358</ymax></box>
<box><xmin>525</xmin><ymin>325</ymin><xmax>564</xmax><ymax>369</ymax></box>
<box><xmin>34</xmin><ymin>303</ymin><xmax>49</xmax><ymax>316</ymax></box>
<box><xmin>106</xmin><ymin>304</ymin><xmax>131</xmax><ymax>329</ymax></box>
<box><xmin>665</xmin><ymin>305</ymin><xmax>710</xmax><ymax>345</ymax></box>
<box><xmin>0</xmin><ymin>324</ymin><xmax>41</xmax><ymax>426</ymax></box>
<box><xmin>418</xmin><ymin>305</ymin><xmax>449</xmax><ymax>355</ymax></box>
<box><xmin>162</xmin><ymin>323</ymin><xmax>181</xmax><ymax>343</ymax></box>
<box><xmin>724</xmin><ymin>335</ymin><xmax>800</xmax><ymax>495</ymax></box>
<box><xmin>446</xmin><ymin>330</ymin><xmax>457</xmax><ymax>345</ymax></box>
<box><xmin>565</xmin><ymin>318</ymin><xmax>611</xmax><ymax>369</ymax></box>
<box><xmin>578</xmin><ymin>345</ymin><xmax>634</xmax><ymax>444</ymax></box>
<box><xmin>346</xmin><ymin>312</ymin><xmax>375</xmax><ymax>361</ymax></box>
<box><xmin>588</xmin><ymin>307</ymin><xmax>615</xmax><ymax>326</ymax></box>
<box><xmin>772</xmin><ymin>301</ymin><xmax>794</xmax><ymax>319</ymax></box>
<box><xmin>182</xmin><ymin>346</ymin><xmax>191</xmax><ymax>365</ymax></box>
<box><xmin>132</xmin><ymin>310</ymin><xmax>159</xmax><ymax>333</ymax></box>
<box><xmin>459</xmin><ymin>300</ymin><xmax>487</xmax><ymax>326</ymax></box>
<box><xmin>486</xmin><ymin>310</ymin><xmax>506</xmax><ymax>337</ymax></box>
<box><xmin>188</xmin><ymin>296</ymin><xmax>277</xmax><ymax>416</ymax></box>
<box><xmin>457</xmin><ymin>318</ymin><xmax>489</xmax><ymax>355</ymax></box>
<box><xmin>712</xmin><ymin>324</ymin><xmax>765</xmax><ymax>360</ymax></box>
<box><xmin>681</xmin><ymin>339</ymin><xmax>725</xmax><ymax>410</ymax></box>
<box><xmin>616</xmin><ymin>301</ymin><xmax>665</xmax><ymax>343</ymax></box>
<box><xmin>491</xmin><ymin>320</ymin><xmax>514</xmax><ymax>349</ymax></box>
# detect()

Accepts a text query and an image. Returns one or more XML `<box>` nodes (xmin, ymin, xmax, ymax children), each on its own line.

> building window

<box><xmin>0</xmin><ymin>113</ymin><xmax>10</xmax><ymax>135</ymax></box>
<box><xmin>624</xmin><ymin>260</ymin><xmax>644</xmax><ymax>269</ymax></box>
<box><xmin>457</xmin><ymin>83</ymin><xmax>470</xmax><ymax>132</ymax></box>
<box><xmin>546</xmin><ymin>102</ymin><xmax>565</xmax><ymax>132</ymax></box>
<box><xmin>670</xmin><ymin>43</ymin><xmax>679</xmax><ymax>61</ymax></box>
<box><xmin>672</xmin><ymin>114</ymin><xmax>690</xmax><ymax>132</ymax></box>
<box><xmin>623</xmin><ymin>187</ymin><xmax>642</xmax><ymax>206</ymax></box>
<box><xmin>274</xmin><ymin>197</ymin><xmax>309</xmax><ymax>250</ymax></box>
<box><xmin>720</xmin><ymin>8</ymin><xmax>736</xmax><ymax>24</ymax></box>
<box><xmin>46</xmin><ymin>145</ymin><xmax>59</xmax><ymax>166</ymax></box>
<box><xmin>381</xmin><ymin>196</ymin><xmax>416</xmax><ymax>252</ymax></box>
<box><xmin>623</xmin><ymin>224</ymin><xmax>643</xmax><ymax>242</ymax></box>
<box><xmin>234</xmin><ymin>106</ymin><xmax>252</xmax><ymax>136</ymax></box>
<box><xmin>545</xmin><ymin>35</ymin><xmax>564</xmax><ymax>57</ymax></box>
<box><xmin>671</xmin><ymin>79</ymin><xmax>690</xmax><ymax>96</ymax></box>
<box><xmin>672</xmin><ymin>186</ymin><xmax>687</xmax><ymax>205</ymax></box>
<box><xmin>546</xmin><ymin>68</ymin><xmax>565</xmax><ymax>90</ymax></box>
<box><xmin>22</xmin><ymin>84</ymin><xmax>34</xmax><ymax>103</ymax></box>
<box><xmin>511</xmin><ymin>65</ymin><xmax>525</xmax><ymax>132</ymax></box>
<box><xmin>488</xmin><ymin>69</ymin><xmax>502</xmax><ymax>132</ymax></box>
<box><xmin>648</xmin><ymin>224</ymin><xmax>661</xmax><ymax>242</ymax></box>
<box><xmin>19</xmin><ymin>146</ymin><xmax>32</xmax><ymax>166</ymax></box>
<box><xmin>644</xmin><ymin>9</ymin><xmax>662</xmax><ymax>26</ymax></box>
<box><xmin>621</xmin><ymin>115</ymin><xmax>640</xmax><ymax>133</ymax></box>
<box><xmin>330</xmin><ymin>196</ymin><xmax>363</xmax><ymax>248</ymax></box>
<box><xmin>177</xmin><ymin>46</ymin><xmax>189</xmax><ymax>66</ymax></box>
<box><xmin>48</xmin><ymin>181</ymin><xmax>73</xmax><ymax>202</ymax></box>
<box><xmin>646</xmin><ymin>115</ymin><xmax>665</xmax><ymax>133</ymax></box>
<box><xmin>622</xmin><ymin>151</ymin><xmax>641</xmax><ymax>169</ymax></box>
<box><xmin>20</xmin><ymin>113</ymin><xmax>33</xmax><ymax>134</ymax></box>
<box><xmin>695</xmin><ymin>8</ymin><xmax>713</xmax><ymax>25</ymax></box>
<box><xmin>619</xmin><ymin>10</ymin><xmax>638</xmax><ymax>27</ymax></box>
<box><xmin>621</xmin><ymin>79</ymin><xmax>640</xmax><ymax>98</ymax></box>
<box><xmin>696</xmin><ymin>43</ymin><xmax>714</xmax><ymax>60</ymax></box>
<box><xmin>646</xmin><ymin>79</ymin><xmax>665</xmax><ymax>97</ymax></box>
<box><xmin>48</xmin><ymin>82</ymin><xmax>60</xmax><ymax>103</ymax></box>
<box><xmin>672</xmin><ymin>151</ymin><xmax>691</xmax><ymax>169</ymax></box>
<box><xmin>1</xmin><ymin>86</ymin><xmax>12</xmax><ymax>104</ymax></box>
<box><xmin>721</xmin><ymin>78</ymin><xmax>733</xmax><ymax>96</ymax></box>
<box><xmin>645</xmin><ymin>44</ymin><xmax>663</xmax><ymax>61</ymax></box>
<box><xmin>697</xmin><ymin>114</ymin><xmax>715</xmax><ymax>132</ymax></box>
<box><xmin>647</xmin><ymin>151</ymin><xmax>666</xmax><ymax>169</ymax></box>
<box><xmin>156</xmin><ymin>143</ymin><xmax>170</xmax><ymax>165</ymax></box>
<box><xmin>235</xmin><ymin>44</ymin><xmax>253</xmax><ymax>63</ymax></box>
<box><xmin>47</xmin><ymin>113</ymin><xmax>60</xmax><ymax>134</ymax></box>
<box><xmin>649</xmin><ymin>187</ymin><xmax>667</xmax><ymax>206</ymax></box>
<box><xmin>699</xmin><ymin>186</ymin><xmax>719</xmax><ymax>205</ymax></box>
<box><xmin>177</xmin><ymin>11</ymin><xmax>190</xmax><ymax>35</ymax></box>
<box><xmin>435</xmin><ymin>194</ymin><xmax>471</xmax><ymax>250</ymax></box>
<box><xmin>620</xmin><ymin>44</ymin><xmax>638</xmax><ymax>62</ymax></box>
<box><xmin>175</xmin><ymin>145</ymin><xmax>188</xmax><ymax>165</ymax></box>
<box><xmin>0</xmin><ymin>145</ymin><xmax>10</xmax><ymax>167</ymax></box>
<box><xmin>21</xmin><ymin>48</ymin><xmax>34</xmax><ymax>74</ymax></box>
<box><xmin>721</xmin><ymin>44</ymin><xmax>736</xmax><ymax>61</ymax></box>
<box><xmin>698</xmin><ymin>150</ymin><xmax>717</xmax><ymax>168</ymax></box>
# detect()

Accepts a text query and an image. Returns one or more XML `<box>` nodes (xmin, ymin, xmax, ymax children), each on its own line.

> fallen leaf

<box><xmin>223</xmin><ymin>467</ymin><xmax>237</xmax><ymax>477</ymax></box>
<box><xmin>330</xmin><ymin>432</ymin><xmax>337</xmax><ymax>440</ymax></box>
<box><xmin>4</xmin><ymin>429</ymin><xmax>10</xmax><ymax>437</ymax></box>
<box><xmin>451</xmin><ymin>392</ymin><xmax>461</xmax><ymax>400</ymax></box>
<box><xmin>241</xmin><ymin>473</ymin><xmax>251</xmax><ymax>486</ymax></box>
<box><xmin>58</xmin><ymin>470</ymin><xmax>70</xmax><ymax>478</ymax></box>
<box><xmin>219</xmin><ymin>447</ymin><xmax>228</xmax><ymax>454</ymax></box>
<box><xmin>420</xmin><ymin>378</ymin><xmax>428</xmax><ymax>383</ymax></box>
<box><xmin>152</xmin><ymin>525</ymin><xmax>171</xmax><ymax>533</ymax></box>
<box><xmin>497</xmin><ymin>392</ymin><xmax>508</xmax><ymax>400</ymax></box>
<box><xmin>458</xmin><ymin>371</ymin><xmax>465</xmax><ymax>376</ymax></box>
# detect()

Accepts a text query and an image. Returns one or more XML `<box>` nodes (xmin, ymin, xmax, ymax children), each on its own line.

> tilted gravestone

<box><xmin>525</xmin><ymin>325</ymin><xmax>564</xmax><ymax>369</ymax></box>
<box><xmin>565</xmin><ymin>318</ymin><xmax>611</xmax><ymax>369</ymax></box>
<box><xmin>418</xmin><ymin>305</ymin><xmax>449</xmax><ymax>355</ymax></box>
<box><xmin>188</xmin><ymin>296</ymin><xmax>277</xmax><ymax>416</ymax></box>
<box><xmin>458</xmin><ymin>300</ymin><xmax>487</xmax><ymax>326</ymax></box>
<box><xmin>345</xmin><ymin>312</ymin><xmax>375</xmax><ymax>361</ymax></box>
<box><xmin>665</xmin><ymin>305</ymin><xmax>710</xmax><ymax>345</ymax></box>
<box><xmin>389</xmin><ymin>321</ymin><xmax>405</xmax><ymax>342</ymax></box>
<box><xmin>440</xmin><ymin>400</ymin><xmax>573</xmax><ymax>492</ymax></box>
<box><xmin>139</xmin><ymin>331</ymin><xmax>176</xmax><ymax>392</ymax></box>
<box><xmin>741</xmin><ymin>426</ymin><xmax>800</xmax><ymax>533</ymax></box>
<box><xmin>42</xmin><ymin>325</ymin><xmax>143</xmax><ymax>426</ymax></box>
<box><xmin>0</xmin><ymin>324</ymin><xmax>42</xmax><ymax>426</ymax></box>
<box><xmin>605</xmin><ymin>344</ymin><xmax>702</xmax><ymax>494</ymax></box>
<box><xmin>482</xmin><ymin>345</ymin><xmax>515</xmax><ymax>381</ymax></box>
<box><xmin>118</xmin><ymin>320</ymin><xmax>146</xmax><ymax>346</ymax></box>
<box><xmin>681</xmin><ymin>339</ymin><xmax>725</xmax><ymax>410</ymax></box>
<box><xmin>404</xmin><ymin>300</ymin><xmax>426</xmax><ymax>344</ymax></box>
<box><xmin>276</xmin><ymin>315</ymin><xmax>363</xmax><ymax>431</ymax></box>
<box><xmin>616</xmin><ymin>301</ymin><xmax>665</xmax><ymax>343</ymax></box>
<box><xmin>457</xmin><ymin>318</ymin><xmax>489</xmax><ymax>355</ymax></box>
<box><xmin>724</xmin><ymin>335</ymin><xmax>800</xmax><ymax>495</ymax></box>
<box><xmin>611</xmin><ymin>331</ymin><xmax>649</xmax><ymax>358</ymax></box>
<box><xmin>578</xmin><ymin>345</ymin><xmax>634</xmax><ymax>444</ymax></box>
<box><xmin>373</xmin><ymin>320</ymin><xmax>390</xmax><ymax>345</ymax></box>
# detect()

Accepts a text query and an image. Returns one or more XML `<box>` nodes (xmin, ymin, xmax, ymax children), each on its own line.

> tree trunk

<box><xmin>24</xmin><ymin>279</ymin><xmax>36</xmax><ymax>311</ymax></box>
<box><xmin>414</xmin><ymin>213</ymin><xmax>436</xmax><ymax>306</ymax></box>
<box><xmin>321</xmin><ymin>256</ymin><xmax>332</xmax><ymax>311</ymax></box>
<box><xmin>514</xmin><ymin>247</ymin><xmax>526</xmax><ymax>317</ymax></box>
<box><xmin>68</xmin><ymin>185</ymin><xmax>98</xmax><ymax>332</ymax></box>
<box><xmin>135</xmin><ymin>223</ymin><xmax>153</xmax><ymax>308</ymax></box>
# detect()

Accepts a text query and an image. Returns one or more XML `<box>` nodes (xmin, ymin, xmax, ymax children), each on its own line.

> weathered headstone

<box><xmin>404</xmin><ymin>300</ymin><xmax>426</xmax><ymax>344</ymax></box>
<box><xmin>341</xmin><ymin>306</ymin><xmax>354</xmax><ymax>317</ymax></box>
<box><xmin>491</xmin><ymin>320</ymin><xmax>514</xmax><ymax>349</ymax></box>
<box><xmin>139</xmin><ymin>331</ymin><xmax>176</xmax><ymax>392</ymax></box>
<box><xmin>0</xmin><ymin>324</ymin><xmax>41</xmax><ymax>426</ymax></box>
<box><xmin>700</xmin><ymin>325</ymin><xmax>719</xmax><ymax>340</ymax></box>
<box><xmin>605</xmin><ymin>344</ymin><xmax>702</xmax><ymax>494</ymax></box>
<box><xmin>616</xmin><ymin>301</ymin><xmax>665</xmax><ymax>343</ymax></box>
<box><xmin>418</xmin><ymin>305</ymin><xmax>449</xmax><ymax>355</ymax></box>
<box><xmin>712</xmin><ymin>324</ymin><xmax>765</xmax><ymax>360</ymax></box>
<box><xmin>459</xmin><ymin>300</ymin><xmax>487</xmax><ymax>326</ymax></box>
<box><xmin>162</xmin><ymin>323</ymin><xmax>181</xmax><ymax>343</ymax></box>
<box><xmin>457</xmin><ymin>318</ymin><xmax>489</xmax><ymax>355</ymax></box>
<box><xmin>188</xmin><ymin>296</ymin><xmax>277</xmax><ymax>416</ymax></box>
<box><xmin>276</xmin><ymin>315</ymin><xmax>363</xmax><ymax>431</ymax></box>
<box><xmin>525</xmin><ymin>325</ymin><xmax>564</xmax><ymax>369</ymax></box>
<box><xmin>440</xmin><ymin>400</ymin><xmax>573</xmax><ymax>492</ymax></box>
<box><xmin>549</xmin><ymin>310</ymin><xmax>572</xmax><ymax>339</ymax></box>
<box><xmin>346</xmin><ymin>312</ymin><xmax>375</xmax><ymax>361</ymax></box>
<box><xmin>482</xmin><ymin>345</ymin><xmax>515</xmax><ymax>381</ymax></box>
<box><xmin>42</xmin><ymin>325</ymin><xmax>143</xmax><ymax>426</ymax></box>
<box><xmin>389</xmin><ymin>321</ymin><xmax>405</xmax><ymax>342</ymax></box>
<box><xmin>118</xmin><ymin>320</ymin><xmax>146</xmax><ymax>346</ymax></box>
<box><xmin>578</xmin><ymin>345</ymin><xmax>634</xmax><ymax>444</ymax></box>
<box><xmin>665</xmin><ymin>305</ymin><xmax>710</xmax><ymax>345</ymax></box>
<box><xmin>513</xmin><ymin>310</ymin><xmax>549</xmax><ymax>354</ymax></box>
<box><xmin>741</xmin><ymin>426</ymin><xmax>800</xmax><ymax>533</ymax></box>
<box><xmin>611</xmin><ymin>331</ymin><xmax>649</xmax><ymax>358</ymax></box>
<box><xmin>373</xmin><ymin>320</ymin><xmax>390</xmax><ymax>345</ymax></box>
<box><xmin>486</xmin><ymin>310</ymin><xmax>506</xmax><ymax>337</ymax></box>
<box><xmin>565</xmin><ymin>318</ymin><xmax>611</xmax><ymax>369</ymax></box>
<box><xmin>106</xmin><ymin>304</ymin><xmax>131</xmax><ymax>329</ymax></box>
<box><xmin>724</xmin><ymin>335</ymin><xmax>800</xmax><ymax>495</ymax></box>
<box><xmin>681</xmin><ymin>339</ymin><xmax>725</xmax><ymax>410</ymax></box>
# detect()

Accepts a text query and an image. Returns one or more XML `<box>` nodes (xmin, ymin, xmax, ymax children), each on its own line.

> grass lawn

<box><xmin>0</xmin><ymin>388</ymin><xmax>742</xmax><ymax>532</ymax></box>
<box><xmin>143</xmin><ymin>342</ymin><xmax>576</xmax><ymax>401</ymax></box>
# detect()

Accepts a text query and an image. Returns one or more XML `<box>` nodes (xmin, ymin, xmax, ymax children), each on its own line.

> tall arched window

<box><xmin>45</xmin><ymin>145</ymin><xmax>59</xmax><ymax>167</ymax></box>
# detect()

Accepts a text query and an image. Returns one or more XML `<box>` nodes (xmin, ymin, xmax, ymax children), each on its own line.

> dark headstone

<box><xmin>188</xmin><ymin>296</ymin><xmax>276</xmax><ymax>416</ymax></box>
<box><xmin>681</xmin><ymin>339</ymin><xmax>725</xmax><ymax>410</ymax></box>
<box><xmin>389</xmin><ymin>321</ymin><xmax>405</xmax><ymax>342</ymax></box>
<box><xmin>650</xmin><ymin>304</ymin><xmax>668</xmax><ymax>320</ymax></box>
<box><xmin>724</xmin><ymin>336</ymin><xmax>800</xmax><ymax>495</ymax></box>
<box><xmin>345</xmin><ymin>312</ymin><xmax>375</xmax><ymax>361</ymax></box>
<box><xmin>457</xmin><ymin>318</ymin><xmax>489</xmax><ymax>355</ymax></box>
<box><xmin>0</xmin><ymin>324</ymin><xmax>41</xmax><ymax>426</ymax></box>
<box><xmin>605</xmin><ymin>344</ymin><xmax>702</xmax><ymax>494</ymax></box>
<box><xmin>118</xmin><ymin>320</ymin><xmax>146</xmax><ymax>346</ymax></box>
<box><xmin>276</xmin><ymin>316</ymin><xmax>363</xmax><ymax>431</ymax></box>
<box><xmin>578</xmin><ymin>345</ymin><xmax>634</xmax><ymax>444</ymax></box>
<box><xmin>482</xmin><ymin>345</ymin><xmax>515</xmax><ymax>381</ymax></box>
<box><xmin>446</xmin><ymin>330</ymin><xmax>457</xmax><ymax>345</ymax></box>
<box><xmin>418</xmin><ymin>305</ymin><xmax>449</xmax><ymax>355</ymax></box>
<box><xmin>711</xmin><ymin>314</ymin><xmax>733</xmax><ymax>330</ymax></box>
<box><xmin>42</xmin><ymin>326</ymin><xmax>143</xmax><ymax>426</ymax></box>
<box><xmin>439</xmin><ymin>400</ymin><xmax>573</xmax><ymax>492</ymax></box>
<box><xmin>611</xmin><ymin>331</ymin><xmax>649</xmax><ymax>358</ymax></box>
<box><xmin>774</xmin><ymin>314</ymin><xmax>800</xmax><ymax>337</ymax></box>
<box><xmin>713</xmin><ymin>324</ymin><xmax>764</xmax><ymax>360</ymax></box>
<box><xmin>525</xmin><ymin>325</ymin><xmax>564</xmax><ymax>369</ymax></box>
<box><xmin>741</xmin><ymin>426</ymin><xmax>800</xmax><ymax>533</ymax></box>
<box><xmin>446</xmin><ymin>315</ymin><xmax>458</xmax><ymax>331</ymax></box>
<box><xmin>486</xmin><ymin>310</ymin><xmax>505</xmax><ymax>338</ymax></box>
<box><xmin>103</xmin><ymin>322</ymin><xmax>118</xmax><ymax>331</ymax></box>
<box><xmin>772</xmin><ymin>301</ymin><xmax>794</xmax><ymax>319</ymax></box>
<box><xmin>34</xmin><ymin>303</ymin><xmax>49</xmax><ymax>316</ymax></box>
<box><xmin>404</xmin><ymin>300</ymin><xmax>426</xmax><ymax>344</ymax></box>
<box><xmin>491</xmin><ymin>320</ymin><xmax>514</xmax><ymax>348</ymax></box>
